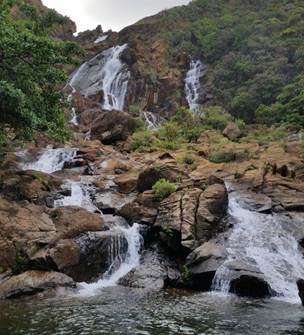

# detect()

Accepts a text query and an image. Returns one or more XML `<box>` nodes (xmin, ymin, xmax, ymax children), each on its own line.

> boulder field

<box><xmin>1</xmin><ymin>127</ymin><xmax>304</xmax><ymax>300</ymax></box>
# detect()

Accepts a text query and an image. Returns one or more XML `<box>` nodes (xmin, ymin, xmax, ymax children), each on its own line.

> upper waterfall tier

<box><xmin>185</xmin><ymin>60</ymin><xmax>204</xmax><ymax>113</ymax></box>
<box><xmin>69</xmin><ymin>44</ymin><xmax>130</xmax><ymax>111</ymax></box>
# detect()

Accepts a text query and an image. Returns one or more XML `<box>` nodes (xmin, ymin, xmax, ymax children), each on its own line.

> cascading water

<box><xmin>78</xmin><ymin>223</ymin><xmax>142</xmax><ymax>296</ymax></box>
<box><xmin>54</xmin><ymin>179</ymin><xmax>99</xmax><ymax>213</ymax></box>
<box><xmin>143</xmin><ymin>111</ymin><xmax>157</xmax><ymax>130</ymax></box>
<box><xmin>69</xmin><ymin>44</ymin><xmax>130</xmax><ymax>111</ymax></box>
<box><xmin>185</xmin><ymin>60</ymin><xmax>204</xmax><ymax>113</ymax></box>
<box><xmin>211</xmin><ymin>186</ymin><xmax>304</xmax><ymax>303</ymax></box>
<box><xmin>21</xmin><ymin>148</ymin><xmax>77</xmax><ymax>174</ymax></box>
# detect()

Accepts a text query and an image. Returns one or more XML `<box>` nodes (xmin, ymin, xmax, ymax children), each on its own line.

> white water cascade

<box><xmin>143</xmin><ymin>111</ymin><xmax>158</xmax><ymax>130</ymax></box>
<box><xmin>22</xmin><ymin>148</ymin><xmax>77</xmax><ymax>174</ymax></box>
<box><xmin>185</xmin><ymin>60</ymin><xmax>204</xmax><ymax>113</ymax></box>
<box><xmin>78</xmin><ymin>223</ymin><xmax>142</xmax><ymax>296</ymax></box>
<box><xmin>212</xmin><ymin>187</ymin><xmax>304</xmax><ymax>304</ymax></box>
<box><xmin>69</xmin><ymin>44</ymin><xmax>130</xmax><ymax>111</ymax></box>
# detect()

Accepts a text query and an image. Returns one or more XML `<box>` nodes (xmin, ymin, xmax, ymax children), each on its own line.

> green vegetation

<box><xmin>208</xmin><ymin>151</ymin><xmax>236</xmax><ymax>164</ymax></box>
<box><xmin>0</xmin><ymin>0</ymin><xmax>81</xmax><ymax>145</ymax></box>
<box><xmin>150</xmin><ymin>0</ymin><xmax>304</xmax><ymax>127</ymax></box>
<box><xmin>152</xmin><ymin>179</ymin><xmax>177</xmax><ymax>201</ymax></box>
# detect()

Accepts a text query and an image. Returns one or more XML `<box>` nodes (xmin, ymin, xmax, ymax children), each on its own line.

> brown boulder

<box><xmin>222</xmin><ymin>122</ymin><xmax>242</xmax><ymax>141</ymax></box>
<box><xmin>137</xmin><ymin>164</ymin><xmax>188</xmax><ymax>193</ymax></box>
<box><xmin>0</xmin><ymin>271</ymin><xmax>75</xmax><ymax>299</ymax></box>
<box><xmin>155</xmin><ymin>183</ymin><xmax>228</xmax><ymax>253</ymax></box>
<box><xmin>91</xmin><ymin>111</ymin><xmax>136</xmax><ymax>144</ymax></box>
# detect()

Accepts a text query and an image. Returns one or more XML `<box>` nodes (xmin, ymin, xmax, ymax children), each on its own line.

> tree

<box><xmin>0</xmin><ymin>0</ymin><xmax>81</xmax><ymax>142</ymax></box>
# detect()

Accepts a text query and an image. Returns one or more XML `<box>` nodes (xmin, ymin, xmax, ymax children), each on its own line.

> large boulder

<box><xmin>91</xmin><ymin>111</ymin><xmax>136</xmax><ymax>144</ymax></box>
<box><xmin>155</xmin><ymin>183</ymin><xmax>228</xmax><ymax>253</ymax></box>
<box><xmin>0</xmin><ymin>170</ymin><xmax>61</xmax><ymax>205</ymax></box>
<box><xmin>0</xmin><ymin>271</ymin><xmax>75</xmax><ymax>299</ymax></box>
<box><xmin>185</xmin><ymin>241</ymin><xmax>227</xmax><ymax>291</ymax></box>
<box><xmin>137</xmin><ymin>164</ymin><xmax>188</xmax><ymax>193</ymax></box>
<box><xmin>222</xmin><ymin>122</ymin><xmax>242</xmax><ymax>141</ymax></box>
<box><xmin>0</xmin><ymin>200</ymin><xmax>104</xmax><ymax>272</ymax></box>
<box><xmin>120</xmin><ymin>246</ymin><xmax>179</xmax><ymax>290</ymax></box>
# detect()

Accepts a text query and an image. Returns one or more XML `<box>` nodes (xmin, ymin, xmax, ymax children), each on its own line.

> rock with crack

<box><xmin>154</xmin><ymin>183</ymin><xmax>228</xmax><ymax>254</ymax></box>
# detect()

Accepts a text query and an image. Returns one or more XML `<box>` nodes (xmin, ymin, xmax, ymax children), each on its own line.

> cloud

<box><xmin>42</xmin><ymin>0</ymin><xmax>190</xmax><ymax>32</ymax></box>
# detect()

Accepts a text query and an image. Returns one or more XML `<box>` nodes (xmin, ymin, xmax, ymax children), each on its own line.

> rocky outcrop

<box><xmin>0</xmin><ymin>170</ymin><xmax>62</xmax><ymax>206</ymax></box>
<box><xmin>91</xmin><ymin>111</ymin><xmax>136</xmax><ymax>144</ymax></box>
<box><xmin>0</xmin><ymin>271</ymin><xmax>75</xmax><ymax>299</ymax></box>
<box><xmin>155</xmin><ymin>183</ymin><xmax>228</xmax><ymax>253</ymax></box>
<box><xmin>184</xmin><ymin>241</ymin><xmax>227</xmax><ymax>291</ymax></box>
<box><xmin>137</xmin><ymin>164</ymin><xmax>188</xmax><ymax>193</ymax></box>
<box><xmin>120</xmin><ymin>246</ymin><xmax>179</xmax><ymax>290</ymax></box>
<box><xmin>0</xmin><ymin>200</ymin><xmax>104</xmax><ymax>272</ymax></box>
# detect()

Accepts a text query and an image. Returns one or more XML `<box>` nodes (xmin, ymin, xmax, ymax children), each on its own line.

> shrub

<box><xmin>152</xmin><ymin>179</ymin><xmax>177</xmax><ymax>201</ymax></box>
<box><xmin>181</xmin><ymin>153</ymin><xmax>195</xmax><ymax>165</ymax></box>
<box><xmin>131</xmin><ymin>130</ymin><xmax>154</xmax><ymax>151</ymax></box>
<box><xmin>209</xmin><ymin>151</ymin><xmax>236</xmax><ymax>163</ymax></box>
<box><xmin>202</xmin><ymin>106</ymin><xmax>233</xmax><ymax>131</ymax></box>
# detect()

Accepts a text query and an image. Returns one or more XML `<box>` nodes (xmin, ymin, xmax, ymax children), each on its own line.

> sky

<box><xmin>42</xmin><ymin>0</ymin><xmax>191</xmax><ymax>33</ymax></box>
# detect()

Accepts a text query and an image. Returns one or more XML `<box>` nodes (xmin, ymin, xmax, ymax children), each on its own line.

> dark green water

<box><xmin>0</xmin><ymin>288</ymin><xmax>303</xmax><ymax>335</ymax></box>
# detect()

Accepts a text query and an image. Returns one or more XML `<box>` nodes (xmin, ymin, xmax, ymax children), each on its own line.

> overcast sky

<box><xmin>42</xmin><ymin>0</ymin><xmax>191</xmax><ymax>32</ymax></box>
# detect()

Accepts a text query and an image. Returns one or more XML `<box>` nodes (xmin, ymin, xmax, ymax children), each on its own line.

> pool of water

<box><xmin>0</xmin><ymin>288</ymin><xmax>304</xmax><ymax>335</ymax></box>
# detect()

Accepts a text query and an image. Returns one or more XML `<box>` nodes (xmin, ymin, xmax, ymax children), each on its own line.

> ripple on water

<box><xmin>0</xmin><ymin>289</ymin><xmax>304</xmax><ymax>335</ymax></box>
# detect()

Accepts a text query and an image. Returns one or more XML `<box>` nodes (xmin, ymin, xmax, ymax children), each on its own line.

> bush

<box><xmin>181</xmin><ymin>153</ymin><xmax>195</xmax><ymax>165</ymax></box>
<box><xmin>152</xmin><ymin>179</ymin><xmax>177</xmax><ymax>201</ymax></box>
<box><xmin>131</xmin><ymin>130</ymin><xmax>154</xmax><ymax>151</ymax></box>
<box><xmin>202</xmin><ymin>106</ymin><xmax>233</xmax><ymax>131</ymax></box>
<box><xmin>209</xmin><ymin>151</ymin><xmax>236</xmax><ymax>163</ymax></box>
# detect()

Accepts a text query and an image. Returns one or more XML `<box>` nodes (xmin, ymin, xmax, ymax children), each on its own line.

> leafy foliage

<box><xmin>0</xmin><ymin>0</ymin><xmax>81</xmax><ymax>143</ymax></box>
<box><xmin>152</xmin><ymin>179</ymin><xmax>177</xmax><ymax>201</ymax></box>
<box><xmin>156</xmin><ymin>0</ymin><xmax>304</xmax><ymax>126</ymax></box>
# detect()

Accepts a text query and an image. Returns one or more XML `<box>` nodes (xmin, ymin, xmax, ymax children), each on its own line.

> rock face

<box><xmin>0</xmin><ymin>199</ymin><xmax>104</xmax><ymax>274</ymax></box>
<box><xmin>155</xmin><ymin>183</ymin><xmax>228</xmax><ymax>253</ymax></box>
<box><xmin>91</xmin><ymin>111</ymin><xmax>136</xmax><ymax>144</ymax></box>
<box><xmin>222</xmin><ymin>122</ymin><xmax>242</xmax><ymax>140</ymax></box>
<box><xmin>0</xmin><ymin>170</ymin><xmax>61</xmax><ymax>205</ymax></box>
<box><xmin>0</xmin><ymin>271</ymin><xmax>75</xmax><ymax>299</ymax></box>
<box><xmin>120</xmin><ymin>246</ymin><xmax>179</xmax><ymax>290</ymax></box>
<box><xmin>297</xmin><ymin>279</ymin><xmax>304</xmax><ymax>306</ymax></box>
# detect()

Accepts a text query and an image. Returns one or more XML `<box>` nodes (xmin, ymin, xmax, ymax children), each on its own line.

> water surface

<box><xmin>1</xmin><ymin>288</ymin><xmax>303</xmax><ymax>335</ymax></box>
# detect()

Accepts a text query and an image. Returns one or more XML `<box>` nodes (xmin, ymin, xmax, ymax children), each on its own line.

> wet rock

<box><xmin>226</xmin><ymin>261</ymin><xmax>272</xmax><ymax>298</ymax></box>
<box><xmin>184</xmin><ymin>242</ymin><xmax>227</xmax><ymax>291</ymax></box>
<box><xmin>222</xmin><ymin>122</ymin><xmax>242</xmax><ymax>141</ymax></box>
<box><xmin>120</xmin><ymin>246</ymin><xmax>179</xmax><ymax>290</ymax></box>
<box><xmin>297</xmin><ymin>279</ymin><xmax>304</xmax><ymax>306</ymax></box>
<box><xmin>91</xmin><ymin>111</ymin><xmax>136</xmax><ymax>144</ymax></box>
<box><xmin>230</xmin><ymin>275</ymin><xmax>271</xmax><ymax>298</ymax></box>
<box><xmin>0</xmin><ymin>271</ymin><xmax>75</xmax><ymax>299</ymax></box>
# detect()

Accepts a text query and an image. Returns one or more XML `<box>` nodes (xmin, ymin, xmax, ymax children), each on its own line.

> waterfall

<box><xmin>78</xmin><ymin>223</ymin><xmax>142</xmax><ymax>296</ymax></box>
<box><xmin>212</xmin><ymin>187</ymin><xmax>304</xmax><ymax>303</ymax></box>
<box><xmin>94</xmin><ymin>35</ymin><xmax>108</xmax><ymax>44</ymax></box>
<box><xmin>143</xmin><ymin>111</ymin><xmax>157</xmax><ymax>130</ymax></box>
<box><xmin>185</xmin><ymin>60</ymin><xmax>204</xmax><ymax>113</ymax></box>
<box><xmin>54</xmin><ymin>180</ymin><xmax>100</xmax><ymax>213</ymax></box>
<box><xmin>21</xmin><ymin>148</ymin><xmax>77</xmax><ymax>174</ymax></box>
<box><xmin>69</xmin><ymin>44</ymin><xmax>130</xmax><ymax>111</ymax></box>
